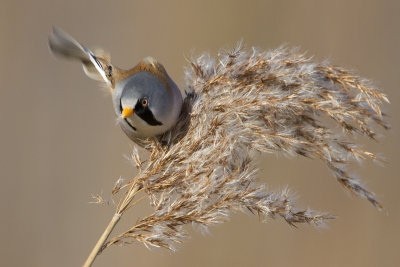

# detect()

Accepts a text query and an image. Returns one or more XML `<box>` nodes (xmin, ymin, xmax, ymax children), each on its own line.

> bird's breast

<box><xmin>122</xmin><ymin>114</ymin><xmax>169</xmax><ymax>138</ymax></box>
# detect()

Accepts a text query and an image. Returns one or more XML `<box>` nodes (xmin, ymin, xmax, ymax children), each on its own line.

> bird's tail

<box><xmin>49</xmin><ymin>26</ymin><xmax>111</xmax><ymax>85</ymax></box>
<box><xmin>49</xmin><ymin>26</ymin><xmax>91</xmax><ymax>61</ymax></box>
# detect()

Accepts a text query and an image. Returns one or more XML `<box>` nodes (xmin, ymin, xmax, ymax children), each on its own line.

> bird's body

<box><xmin>113</xmin><ymin>61</ymin><xmax>182</xmax><ymax>139</ymax></box>
<box><xmin>48</xmin><ymin>27</ymin><xmax>182</xmax><ymax>142</ymax></box>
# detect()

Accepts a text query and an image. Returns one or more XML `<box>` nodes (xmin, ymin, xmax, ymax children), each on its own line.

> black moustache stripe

<box><xmin>135</xmin><ymin>101</ymin><xmax>163</xmax><ymax>126</ymax></box>
<box><xmin>135</xmin><ymin>108</ymin><xmax>163</xmax><ymax>126</ymax></box>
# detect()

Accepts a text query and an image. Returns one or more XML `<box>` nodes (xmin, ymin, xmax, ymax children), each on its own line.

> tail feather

<box><xmin>48</xmin><ymin>26</ymin><xmax>90</xmax><ymax>62</ymax></box>
<box><xmin>49</xmin><ymin>26</ymin><xmax>111</xmax><ymax>85</ymax></box>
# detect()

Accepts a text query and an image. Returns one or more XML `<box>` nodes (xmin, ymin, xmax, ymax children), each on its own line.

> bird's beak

<box><xmin>121</xmin><ymin>108</ymin><xmax>134</xmax><ymax>118</ymax></box>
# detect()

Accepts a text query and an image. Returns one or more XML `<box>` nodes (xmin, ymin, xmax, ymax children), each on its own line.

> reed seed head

<box><xmin>102</xmin><ymin>44</ymin><xmax>389</xmax><ymax>251</ymax></box>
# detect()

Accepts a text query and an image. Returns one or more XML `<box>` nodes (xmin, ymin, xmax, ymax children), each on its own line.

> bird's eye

<box><xmin>141</xmin><ymin>98</ymin><xmax>148</xmax><ymax>107</ymax></box>
<box><xmin>107</xmin><ymin>65</ymin><xmax>112</xmax><ymax>77</ymax></box>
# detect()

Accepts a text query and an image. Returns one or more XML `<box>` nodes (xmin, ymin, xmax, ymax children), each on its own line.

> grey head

<box><xmin>113</xmin><ymin>70</ymin><xmax>183</xmax><ymax>139</ymax></box>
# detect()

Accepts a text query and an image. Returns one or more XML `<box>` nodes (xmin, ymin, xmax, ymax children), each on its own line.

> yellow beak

<box><xmin>121</xmin><ymin>108</ymin><xmax>134</xmax><ymax>118</ymax></box>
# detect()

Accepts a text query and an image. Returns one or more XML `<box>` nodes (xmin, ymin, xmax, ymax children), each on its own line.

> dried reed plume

<box><xmin>84</xmin><ymin>44</ymin><xmax>389</xmax><ymax>266</ymax></box>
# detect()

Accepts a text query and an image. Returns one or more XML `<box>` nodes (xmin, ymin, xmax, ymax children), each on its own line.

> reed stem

<box><xmin>83</xmin><ymin>183</ymin><xmax>141</xmax><ymax>267</ymax></box>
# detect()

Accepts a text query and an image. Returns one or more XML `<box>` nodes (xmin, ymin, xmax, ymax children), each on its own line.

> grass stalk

<box><xmin>83</xmin><ymin>183</ymin><xmax>141</xmax><ymax>267</ymax></box>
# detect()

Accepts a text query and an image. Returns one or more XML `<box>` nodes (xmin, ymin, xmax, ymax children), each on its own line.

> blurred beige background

<box><xmin>1</xmin><ymin>0</ymin><xmax>399</xmax><ymax>266</ymax></box>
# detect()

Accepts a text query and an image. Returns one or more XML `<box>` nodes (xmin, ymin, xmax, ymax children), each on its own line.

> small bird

<box><xmin>48</xmin><ymin>27</ymin><xmax>183</xmax><ymax>142</ymax></box>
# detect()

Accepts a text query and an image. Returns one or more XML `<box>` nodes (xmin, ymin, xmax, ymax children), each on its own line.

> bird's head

<box><xmin>115</xmin><ymin>66</ymin><xmax>180</xmax><ymax>138</ymax></box>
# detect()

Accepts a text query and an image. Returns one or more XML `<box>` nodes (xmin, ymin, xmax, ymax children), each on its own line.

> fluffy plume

<box><xmin>100</xmin><ymin>44</ymin><xmax>389</xmax><ymax>251</ymax></box>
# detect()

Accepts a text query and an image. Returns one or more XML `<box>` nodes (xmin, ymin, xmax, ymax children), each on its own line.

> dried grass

<box><xmin>84</xmin><ymin>44</ymin><xmax>389</xmax><ymax>266</ymax></box>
